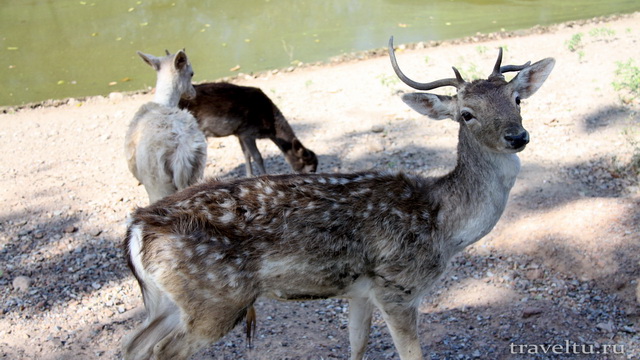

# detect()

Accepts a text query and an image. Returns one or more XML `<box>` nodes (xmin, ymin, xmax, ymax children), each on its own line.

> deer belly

<box><xmin>259</xmin><ymin>256</ymin><xmax>361</xmax><ymax>301</ymax></box>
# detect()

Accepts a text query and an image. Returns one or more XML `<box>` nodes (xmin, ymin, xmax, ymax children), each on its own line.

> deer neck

<box><xmin>434</xmin><ymin>125</ymin><xmax>521</xmax><ymax>251</ymax></box>
<box><xmin>271</xmin><ymin>107</ymin><xmax>297</xmax><ymax>149</ymax></box>
<box><xmin>152</xmin><ymin>74</ymin><xmax>181</xmax><ymax>107</ymax></box>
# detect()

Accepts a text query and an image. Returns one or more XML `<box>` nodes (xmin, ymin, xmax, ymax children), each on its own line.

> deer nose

<box><xmin>504</xmin><ymin>130</ymin><xmax>529</xmax><ymax>149</ymax></box>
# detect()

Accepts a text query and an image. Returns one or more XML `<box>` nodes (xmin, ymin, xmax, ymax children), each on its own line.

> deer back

<box><xmin>179</xmin><ymin>83</ymin><xmax>277</xmax><ymax>138</ymax></box>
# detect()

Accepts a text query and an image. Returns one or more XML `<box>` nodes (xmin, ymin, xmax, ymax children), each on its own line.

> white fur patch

<box><xmin>128</xmin><ymin>224</ymin><xmax>146</xmax><ymax>279</ymax></box>
<box><xmin>219</xmin><ymin>211</ymin><xmax>235</xmax><ymax>224</ymax></box>
<box><xmin>239</xmin><ymin>186</ymin><xmax>250</xmax><ymax>198</ymax></box>
<box><xmin>195</xmin><ymin>244</ymin><xmax>209</xmax><ymax>256</ymax></box>
<box><xmin>219</xmin><ymin>198</ymin><xmax>235</xmax><ymax>208</ymax></box>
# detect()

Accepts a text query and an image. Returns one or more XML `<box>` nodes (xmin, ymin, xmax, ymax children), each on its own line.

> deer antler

<box><xmin>388</xmin><ymin>36</ymin><xmax>464</xmax><ymax>90</ymax></box>
<box><xmin>489</xmin><ymin>48</ymin><xmax>532</xmax><ymax>79</ymax></box>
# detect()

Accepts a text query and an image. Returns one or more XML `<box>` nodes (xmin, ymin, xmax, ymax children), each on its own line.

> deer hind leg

<box><xmin>152</xmin><ymin>324</ymin><xmax>208</xmax><ymax>360</ymax></box>
<box><xmin>238</xmin><ymin>136</ymin><xmax>266</xmax><ymax>176</ymax></box>
<box><xmin>373</xmin><ymin>295</ymin><xmax>422</xmax><ymax>360</ymax></box>
<box><xmin>348</xmin><ymin>297</ymin><xmax>374</xmax><ymax>360</ymax></box>
<box><xmin>123</xmin><ymin>302</ymin><xmax>182</xmax><ymax>360</ymax></box>
<box><xmin>153</xmin><ymin>299</ymin><xmax>256</xmax><ymax>359</ymax></box>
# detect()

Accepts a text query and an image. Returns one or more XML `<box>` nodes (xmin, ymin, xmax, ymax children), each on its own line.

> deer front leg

<box><xmin>377</xmin><ymin>302</ymin><xmax>422</xmax><ymax>360</ymax></box>
<box><xmin>238</xmin><ymin>136</ymin><xmax>266</xmax><ymax>176</ymax></box>
<box><xmin>348</xmin><ymin>297</ymin><xmax>374</xmax><ymax>360</ymax></box>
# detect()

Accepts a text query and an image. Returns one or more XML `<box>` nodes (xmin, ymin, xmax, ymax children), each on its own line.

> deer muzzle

<box><xmin>504</xmin><ymin>130</ymin><xmax>530</xmax><ymax>150</ymax></box>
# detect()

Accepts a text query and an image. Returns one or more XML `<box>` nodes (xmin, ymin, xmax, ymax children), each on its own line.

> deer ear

<box><xmin>401</xmin><ymin>93</ymin><xmax>456</xmax><ymax>120</ymax></box>
<box><xmin>174</xmin><ymin>50</ymin><xmax>189</xmax><ymax>71</ymax></box>
<box><xmin>510</xmin><ymin>58</ymin><xmax>555</xmax><ymax>99</ymax></box>
<box><xmin>137</xmin><ymin>51</ymin><xmax>161</xmax><ymax>71</ymax></box>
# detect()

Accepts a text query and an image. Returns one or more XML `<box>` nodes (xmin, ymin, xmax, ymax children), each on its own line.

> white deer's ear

<box><xmin>174</xmin><ymin>50</ymin><xmax>189</xmax><ymax>71</ymax></box>
<box><xmin>401</xmin><ymin>93</ymin><xmax>456</xmax><ymax>120</ymax></box>
<box><xmin>137</xmin><ymin>51</ymin><xmax>161</xmax><ymax>71</ymax></box>
<box><xmin>510</xmin><ymin>58</ymin><xmax>555</xmax><ymax>99</ymax></box>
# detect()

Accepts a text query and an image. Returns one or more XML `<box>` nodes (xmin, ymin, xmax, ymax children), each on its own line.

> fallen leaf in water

<box><xmin>229</xmin><ymin>65</ymin><xmax>241</xmax><ymax>72</ymax></box>
<box><xmin>7</xmin><ymin>47</ymin><xmax>18</xmax><ymax>51</ymax></box>
<box><xmin>108</xmin><ymin>81</ymin><xmax>118</xmax><ymax>86</ymax></box>
<box><xmin>398</xmin><ymin>23</ymin><xmax>408</xmax><ymax>28</ymax></box>
<box><xmin>121</xmin><ymin>77</ymin><xmax>131</xmax><ymax>82</ymax></box>
<box><xmin>57</xmin><ymin>80</ymin><xmax>65</xmax><ymax>85</ymax></box>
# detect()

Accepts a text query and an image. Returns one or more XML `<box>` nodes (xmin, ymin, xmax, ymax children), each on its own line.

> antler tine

<box><xmin>490</xmin><ymin>47</ymin><xmax>533</xmax><ymax>77</ymax></box>
<box><xmin>489</xmin><ymin>47</ymin><xmax>504</xmax><ymax>79</ymax></box>
<box><xmin>388</xmin><ymin>36</ymin><xmax>462</xmax><ymax>90</ymax></box>
<box><xmin>165</xmin><ymin>49</ymin><xmax>171</xmax><ymax>56</ymax></box>
<box><xmin>452</xmin><ymin>66</ymin><xmax>464</xmax><ymax>83</ymax></box>
<box><xmin>500</xmin><ymin>61</ymin><xmax>531</xmax><ymax>73</ymax></box>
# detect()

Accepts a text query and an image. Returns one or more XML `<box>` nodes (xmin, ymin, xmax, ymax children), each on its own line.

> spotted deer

<box><xmin>122</xmin><ymin>39</ymin><xmax>555</xmax><ymax>360</ymax></box>
<box><xmin>124</xmin><ymin>50</ymin><xmax>207</xmax><ymax>204</ymax></box>
<box><xmin>178</xmin><ymin>82</ymin><xmax>318</xmax><ymax>176</ymax></box>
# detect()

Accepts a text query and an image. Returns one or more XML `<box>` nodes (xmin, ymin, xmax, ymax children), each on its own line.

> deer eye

<box><xmin>515</xmin><ymin>96</ymin><xmax>521</xmax><ymax>105</ymax></box>
<box><xmin>461</xmin><ymin>111</ymin><xmax>474</xmax><ymax>122</ymax></box>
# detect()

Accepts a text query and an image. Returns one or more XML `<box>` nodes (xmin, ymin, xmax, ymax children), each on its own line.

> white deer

<box><xmin>124</xmin><ymin>50</ymin><xmax>207</xmax><ymax>204</ymax></box>
<box><xmin>122</xmin><ymin>40</ymin><xmax>555</xmax><ymax>360</ymax></box>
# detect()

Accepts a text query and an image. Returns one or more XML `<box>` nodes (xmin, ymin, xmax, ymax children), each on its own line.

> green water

<box><xmin>1</xmin><ymin>0</ymin><xmax>638</xmax><ymax>106</ymax></box>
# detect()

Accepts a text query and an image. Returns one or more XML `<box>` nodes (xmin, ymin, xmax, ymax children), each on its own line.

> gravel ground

<box><xmin>1</xmin><ymin>13</ymin><xmax>639</xmax><ymax>360</ymax></box>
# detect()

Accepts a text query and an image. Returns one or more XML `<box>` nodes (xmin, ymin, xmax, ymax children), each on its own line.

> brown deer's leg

<box><xmin>238</xmin><ymin>136</ymin><xmax>266</xmax><ymax>176</ymax></box>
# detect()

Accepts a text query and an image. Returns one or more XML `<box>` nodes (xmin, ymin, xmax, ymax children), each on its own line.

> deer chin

<box><xmin>505</xmin><ymin>143</ymin><xmax>527</xmax><ymax>153</ymax></box>
<box><xmin>182</xmin><ymin>88</ymin><xmax>197</xmax><ymax>101</ymax></box>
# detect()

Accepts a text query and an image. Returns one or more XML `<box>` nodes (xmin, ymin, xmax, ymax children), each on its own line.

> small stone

<box><xmin>91</xmin><ymin>282</ymin><xmax>101</xmax><ymax>290</ymax></box>
<box><xmin>596</xmin><ymin>321</ymin><xmax>615</xmax><ymax>333</ymax></box>
<box><xmin>12</xmin><ymin>276</ymin><xmax>32</xmax><ymax>292</ymax></box>
<box><xmin>621</xmin><ymin>326</ymin><xmax>636</xmax><ymax>334</ymax></box>
<box><xmin>522</xmin><ymin>306</ymin><xmax>543</xmax><ymax>318</ymax></box>
<box><xmin>63</xmin><ymin>225</ymin><xmax>77</xmax><ymax>233</ymax></box>
<box><xmin>108</xmin><ymin>92</ymin><xmax>124</xmax><ymax>103</ymax></box>
<box><xmin>371</xmin><ymin>125</ymin><xmax>385</xmax><ymax>133</ymax></box>
<box><xmin>525</xmin><ymin>269</ymin><xmax>543</xmax><ymax>280</ymax></box>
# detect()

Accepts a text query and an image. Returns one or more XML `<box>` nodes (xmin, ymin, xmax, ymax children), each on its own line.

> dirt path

<box><xmin>1</xmin><ymin>13</ymin><xmax>639</xmax><ymax>360</ymax></box>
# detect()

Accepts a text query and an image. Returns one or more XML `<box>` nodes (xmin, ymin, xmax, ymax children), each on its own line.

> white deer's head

<box><xmin>137</xmin><ymin>49</ymin><xmax>196</xmax><ymax>106</ymax></box>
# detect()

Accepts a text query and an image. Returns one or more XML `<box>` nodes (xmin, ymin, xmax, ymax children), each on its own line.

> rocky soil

<box><xmin>1</xmin><ymin>13</ymin><xmax>639</xmax><ymax>360</ymax></box>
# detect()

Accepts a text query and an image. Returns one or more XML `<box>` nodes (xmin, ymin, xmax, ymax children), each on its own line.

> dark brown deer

<box><xmin>178</xmin><ymin>82</ymin><xmax>318</xmax><ymax>176</ymax></box>
<box><xmin>122</xmin><ymin>40</ymin><xmax>555</xmax><ymax>360</ymax></box>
